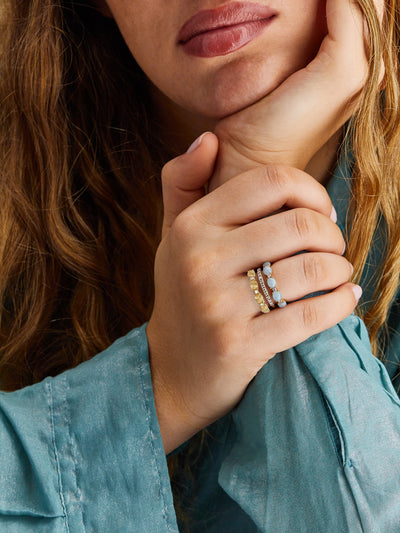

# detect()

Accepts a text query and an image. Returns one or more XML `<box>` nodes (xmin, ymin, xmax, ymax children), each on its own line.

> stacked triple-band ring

<box><xmin>247</xmin><ymin>262</ymin><xmax>287</xmax><ymax>314</ymax></box>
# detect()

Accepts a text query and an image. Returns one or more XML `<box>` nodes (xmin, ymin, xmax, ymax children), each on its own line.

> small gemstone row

<box><xmin>262</xmin><ymin>262</ymin><xmax>287</xmax><ymax>308</ymax></box>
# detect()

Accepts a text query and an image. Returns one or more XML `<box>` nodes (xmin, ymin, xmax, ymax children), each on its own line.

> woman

<box><xmin>0</xmin><ymin>0</ymin><xmax>399</xmax><ymax>531</ymax></box>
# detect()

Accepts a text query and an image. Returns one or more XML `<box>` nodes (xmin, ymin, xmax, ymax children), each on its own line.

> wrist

<box><xmin>151</xmin><ymin>368</ymin><xmax>206</xmax><ymax>455</ymax></box>
<box><xmin>146</xmin><ymin>322</ymin><xmax>208</xmax><ymax>455</ymax></box>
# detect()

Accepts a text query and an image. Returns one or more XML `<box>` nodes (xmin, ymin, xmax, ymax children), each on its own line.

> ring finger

<box><xmin>239</xmin><ymin>252</ymin><xmax>353</xmax><ymax>318</ymax></box>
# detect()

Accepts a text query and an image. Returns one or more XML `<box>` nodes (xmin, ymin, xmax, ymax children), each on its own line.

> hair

<box><xmin>0</xmin><ymin>0</ymin><xmax>399</xmax><ymax>529</ymax></box>
<box><xmin>0</xmin><ymin>0</ymin><xmax>166</xmax><ymax>391</ymax></box>
<box><xmin>347</xmin><ymin>0</ymin><xmax>400</xmax><ymax>365</ymax></box>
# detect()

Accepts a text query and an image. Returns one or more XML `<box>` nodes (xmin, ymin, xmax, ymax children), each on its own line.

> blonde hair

<box><xmin>347</xmin><ymin>0</ymin><xmax>400</xmax><ymax>365</ymax></box>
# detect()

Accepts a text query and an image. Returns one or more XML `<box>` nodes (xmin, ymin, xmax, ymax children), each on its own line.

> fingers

<box><xmin>268</xmin><ymin>252</ymin><xmax>353</xmax><ymax>302</ymax></box>
<box><xmin>161</xmin><ymin>132</ymin><xmax>219</xmax><ymax>238</ymax></box>
<box><xmin>322</xmin><ymin>0</ymin><xmax>384</xmax><ymax>90</ymax></box>
<box><xmin>237</xmin><ymin>252</ymin><xmax>353</xmax><ymax>318</ymax></box>
<box><xmin>326</xmin><ymin>0</ymin><xmax>365</xmax><ymax>50</ymax></box>
<box><xmin>226</xmin><ymin>208</ymin><xmax>345</xmax><ymax>275</ymax></box>
<box><xmin>310</xmin><ymin>0</ymin><xmax>367</xmax><ymax>93</ymax></box>
<box><xmin>308</xmin><ymin>0</ymin><xmax>387</xmax><ymax>98</ymax></box>
<box><xmin>249</xmin><ymin>281</ymin><xmax>361</xmax><ymax>356</ymax></box>
<box><xmin>191</xmin><ymin>164</ymin><xmax>335</xmax><ymax>228</ymax></box>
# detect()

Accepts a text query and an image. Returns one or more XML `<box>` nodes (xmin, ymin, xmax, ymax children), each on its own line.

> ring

<box><xmin>247</xmin><ymin>270</ymin><xmax>270</xmax><ymax>314</ymax></box>
<box><xmin>262</xmin><ymin>262</ymin><xmax>287</xmax><ymax>308</ymax></box>
<box><xmin>256</xmin><ymin>268</ymin><xmax>275</xmax><ymax>308</ymax></box>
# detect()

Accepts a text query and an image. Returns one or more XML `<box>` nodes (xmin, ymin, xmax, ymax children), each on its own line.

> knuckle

<box><xmin>302</xmin><ymin>254</ymin><xmax>326</xmax><ymax>285</ymax></box>
<box><xmin>171</xmin><ymin>208</ymin><xmax>196</xmax><ymax>244</ymax></box>
<box><xmin>262</xmin><ymin>164</ymin><xmax>290</xmax><ymax>193</ymax></box>
<box><xmin>289</xmin><ymin>208</ymin><xmax>314</xmax><ymax>242</ymax></box>
<box><xmin>301</xmin><ymin>300</ymin><xmax>320</xmax><ymax>331</ymax></box>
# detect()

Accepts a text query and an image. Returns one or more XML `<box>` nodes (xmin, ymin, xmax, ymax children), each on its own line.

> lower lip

<box><xmin>180</xmin><ymin>17</ymin><xmax>275</xmax><ymax>58</ymax></box>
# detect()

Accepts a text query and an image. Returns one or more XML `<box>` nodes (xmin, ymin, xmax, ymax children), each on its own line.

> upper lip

<box><xmin>177</xmin><ymin>2</ymin><xmax>277</xmax><ymax>44</ymax></box>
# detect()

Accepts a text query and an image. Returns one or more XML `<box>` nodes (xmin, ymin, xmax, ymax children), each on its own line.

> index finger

<box><xmin>191</xmin><ymin>165</ymin><xmax>335</xmax><ymax>228</ymax></box>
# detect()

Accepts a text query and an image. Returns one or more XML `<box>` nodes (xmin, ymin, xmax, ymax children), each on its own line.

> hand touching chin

<box><xmin>211</xmin><ymin>0</ymin><xmax>384</xmax><ymax>189</ymax></box>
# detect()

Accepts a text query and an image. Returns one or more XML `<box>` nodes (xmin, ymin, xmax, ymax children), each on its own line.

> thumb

<box><xmin>161</xmin><ymin>132</ymin><xmax>219</xmax><ymax>237</ymax></box>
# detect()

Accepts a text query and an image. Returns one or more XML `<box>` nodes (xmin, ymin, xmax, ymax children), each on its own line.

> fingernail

<box><xmin>352</xmin><ymin>285</ymin><xmax>362</xmax><ymax>301</ymax></box>
<box><xmin>349</xmin><ymin>262</ymin><xmax>354</xmax><ymax>275</ymax></box>
<box><xmin>330</xmin><ymin>206</ymin><xmax>337</xmax><ymax>223</ymax></box>
<box><xmin>186</xmin><ymin>132</ymin><xmax>208</xmax><ymax>153</ymax></box>
<box><xmin>342</xmin><ymin>241</ymin><xmax>346</xmax><ymax>255</ymax></box>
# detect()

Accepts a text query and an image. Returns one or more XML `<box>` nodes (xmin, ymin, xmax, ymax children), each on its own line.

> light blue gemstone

<box><xmin>263</xmin><ymin>265</ymin><xmax>272</xmax><ymax>276</ymax></box>
<box><xmin>278</xmin><ymin>301</ymin><xmax>287</xmax><ymax>308</ymax></box>
<box><xmin>267</xmin><ymin>277</ymin><xmax>276</xmax><ymax>289</ymax></box>
<box><xmin>272</xmin><ymin>290</ymin><xmax>281</xmax><ymax>302</ymax></box>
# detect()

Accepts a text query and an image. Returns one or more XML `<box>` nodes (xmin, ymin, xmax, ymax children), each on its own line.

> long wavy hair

<box><xmin>0</xmin><ymin>0</ymin><xmax>399</xmax><ymax>529</ymax></box>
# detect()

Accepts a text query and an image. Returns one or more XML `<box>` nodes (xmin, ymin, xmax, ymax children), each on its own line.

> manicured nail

<box><xmin>352</xmin><ymin>285</ymin><xmax>362</xmax><ymax>301</ymax></box>
<box><xmin>342</xmin><ymin>241</ymin><xmax>346</xmax><ymax>255</ymax></box>
<box><xmin>349</xmin><ymin>262</ymin><xmax>354</xmax><ymax>275</ymax></box>
<box><xmin>186</xmin><ymin>132</ymin><xmax>208</xmax><ymax>153</ymax></box>
<box><xmin>330</xmin><ymin>206</ymin><xmax>337</xmax><ymax>223</ymax></box>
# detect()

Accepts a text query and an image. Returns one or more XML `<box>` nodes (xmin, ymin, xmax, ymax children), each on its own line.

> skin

<box><xmin>95</xmin><ymin>0</ymin><xmax>382</xmax><ymax>453</ymax></box>
<box><xmin>96</xmin><ymin>0</ymin><xmax>376</xmax><ymax>184</ymax></box>
<box><xmin>98</xmin><ymin>0</ymin><xmax>328</xmax><ymax>119</ymax></box>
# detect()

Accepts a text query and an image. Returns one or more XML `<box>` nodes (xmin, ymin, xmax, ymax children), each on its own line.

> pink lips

<box><xmin>178</xmin><ymin>2</ymin><xmax>277</xmax><ymax>58</ymax></box>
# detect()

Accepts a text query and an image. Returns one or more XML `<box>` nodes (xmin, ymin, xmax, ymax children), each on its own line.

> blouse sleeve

<box><xmin>218</xmin><ymin>314</ymin><xmax>400</xmax><ymax>533</ymax></box>
<box><xmin>0</xmin><ymin>323</ymin><xmax>179</xmax><ymax>533</ymax></box>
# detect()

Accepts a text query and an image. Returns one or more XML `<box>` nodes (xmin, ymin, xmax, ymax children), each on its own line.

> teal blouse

<box><xmin>1</xmin><ymin>154</ymin><xmax>400</xmax><ymax>532</ymax></box>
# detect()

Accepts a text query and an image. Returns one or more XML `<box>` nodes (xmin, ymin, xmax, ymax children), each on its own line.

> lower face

<box><xmin>100</xmin><ymin>1</ymin><xmax>328</xmax><ymax>121</ymax></box>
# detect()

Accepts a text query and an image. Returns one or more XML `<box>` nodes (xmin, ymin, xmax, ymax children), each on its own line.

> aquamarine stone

<box><xmin>278</xmin><ymin>301</ymin><xmax>287</xmax><ymax>308</ymax></box>
<box><xmin>272</xmin><ymin>290</ymin><xmax>281</xmax><ymax>302</ymax></box>
<box><xmin>263</xmin><ymin>265</ymin><xmax>272</xmax><ymax>276</ymax></box>
<box><xmin>267</xmin><ymin>277</ymin><xmax>277</xmax><ymax>289</ymax></box>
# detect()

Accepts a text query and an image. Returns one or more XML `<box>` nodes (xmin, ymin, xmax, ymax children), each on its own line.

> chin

<box><xmin>179</xmin><ymin>56</ymin><xmax>292</xmax><ymax>120</ymax></box>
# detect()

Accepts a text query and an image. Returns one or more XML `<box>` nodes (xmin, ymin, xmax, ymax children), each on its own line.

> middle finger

<box><xmin>224</xmin><ymin>207</ymin><xmax>345</xmax><ymax>276</ymax></box>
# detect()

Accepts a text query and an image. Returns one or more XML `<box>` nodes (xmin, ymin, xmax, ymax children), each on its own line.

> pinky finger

<box><xmin>252</xmin><ymin>282</ymin><xmax>362</xmax><ymax>356</ymax></box>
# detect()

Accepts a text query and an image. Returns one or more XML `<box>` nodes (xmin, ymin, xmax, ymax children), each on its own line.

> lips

<box><xmin>178</xmin><ymin>2</ymin><xmax>277</xmax><ymax>46</ymax></box>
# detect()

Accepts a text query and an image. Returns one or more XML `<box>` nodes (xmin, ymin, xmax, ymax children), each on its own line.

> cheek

<box><xmin>300</xmin><ymin>0</ymin><xmax>327</xmax><ymax>37</ymax></box>
<box><xmin>105</xmin><ymin>0</ymin><xmax>173</xmax><ymax>66</ymax></box>
<box><xmin>118</xmin><ymin>21</ymin><xmax>180</xmax><ymax>99</ymax></box>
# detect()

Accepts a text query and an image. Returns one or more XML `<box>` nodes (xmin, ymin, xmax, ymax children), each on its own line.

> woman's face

<box><xmin>100</xmin><ymin>1</ymin><xmax>327</xmax><ymax>120</ymax></box>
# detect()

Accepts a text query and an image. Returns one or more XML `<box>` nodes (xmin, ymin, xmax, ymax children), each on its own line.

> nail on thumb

<box><xmin>186</xmin><ymin>132</ymin><xmax>209</xmax><ymax>153</ymax></box>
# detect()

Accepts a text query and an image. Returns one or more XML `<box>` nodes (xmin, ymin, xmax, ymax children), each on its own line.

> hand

<box><xmin>210</xmin><ymin>0</ymin><xmax>384</xmax><ymax>189</ymax></box>
<box><xmin>147</xmin><ymin>134</ymin><xmax>359</xmax><ymax>454</ymax></box>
